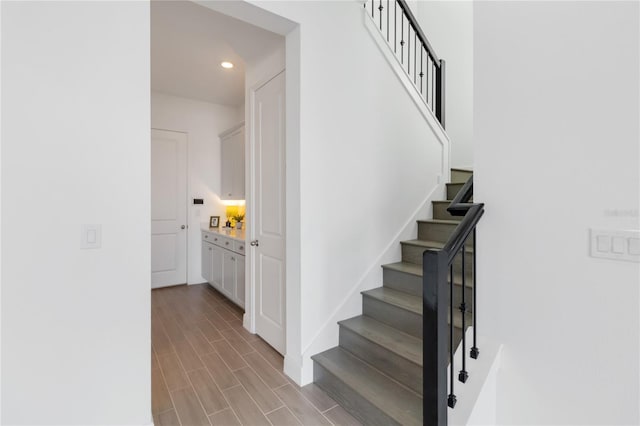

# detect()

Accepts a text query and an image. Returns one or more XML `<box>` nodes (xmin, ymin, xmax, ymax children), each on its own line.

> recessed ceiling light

<box><xmin>221</xmin><ymin>62</ymin><xmax>234</xmax><ymax>69</ymax></box>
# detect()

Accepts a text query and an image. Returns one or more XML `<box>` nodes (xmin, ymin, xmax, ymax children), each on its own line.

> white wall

<box><xmin>151</xmin><ymin>92</ymin><xmax>240</xmax><ymax>284</ymax></box>
<box><xmin>475</xmin><ymin>2</ymin><xmax>640</xmax><ymax>424</ymax></box>
<box><xmin>1</xmin><ymin>2</ymin><xmax>151</xmax><ymax>425</ymax></box>
<box><xmin>416</xmin><ymin>0</ymin><xmax>473</xmax><ymax>169</ymax></box>
<box><xmin>205</xmin><ymin>0</ymin><xmax>450</xmax><ymax>384</ymax></box>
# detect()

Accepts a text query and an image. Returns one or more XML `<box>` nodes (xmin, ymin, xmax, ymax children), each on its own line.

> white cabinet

<box><xmin>201</xmin><ymin>241</ymin><xmax>212</xmax><ymax>283</ymax></box>
<box><xmin>222</xmin><ymin>251</ymin><xmax>235</xmax><ymax>299</ymax></box>
<box><xmin>236</xmin><ymin>255</ymin><xmax>245</xmax><ymax>303</ymax></box>
<box><xmin>220</xmin><ymin>123</ymin><xmax>245</xmax><ymax>200</ymax></box>
<box><xmin>202</xmin><ymin>241</ymin><xmax>224</xmax><ymax>290</ymax></box>
<box><xmin>210</xmin><ymin>245</ymin><xmax>224</xmax><ymax>290</ymax></box>
<box><xmin>201</xmin><ymin>230</ymin><xmax>245</xmax><ymax>308</ymax></box>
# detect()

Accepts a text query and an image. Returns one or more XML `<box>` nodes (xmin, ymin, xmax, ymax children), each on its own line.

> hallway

<box><xmin>151</xmin><ymin>284</ymin><xmax>360</xmax><ymax>425</ymax></box>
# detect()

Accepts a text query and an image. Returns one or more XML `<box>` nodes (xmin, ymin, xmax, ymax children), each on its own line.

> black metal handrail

<box><xmin>365</xmin><ymin>0</ymin><xmax>446</xmax><ymax>127</ymax></box>
<box><xmin>423</xmin><ymin>175</ymin><xmax>484</xmax><ymax>425</ymax></box>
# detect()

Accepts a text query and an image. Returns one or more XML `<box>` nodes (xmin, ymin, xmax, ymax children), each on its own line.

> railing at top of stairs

<box><xmin>423</xmin><ymin>175</ymin><xmax>484</xmax><ymax>425</ymax></box>
<box><xmin>364</xmin><ymin>0</ymin><xmax>445</xmax><ymax>128</ymax></box>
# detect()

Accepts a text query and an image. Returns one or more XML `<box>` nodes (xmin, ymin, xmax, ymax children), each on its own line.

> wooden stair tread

<box><xmin>339</xmin><ymin>316</ymin><xmax>422</xmax><ymax>366</ymax></box>
<box><xmin>362</xmin><ymin>287</ymin><xmax>422</xmax><ymax>315</ymax></box>
<box><xmin>382</xmin><ymin>261</ymin><xmax>422</xmax><ymax>277</ymax></box>
<box><xmin>400</xmin><ymin>239</ymin><xmax>473</xmax><ymax>253</ymax></box>
<box><xmin>451</xmin><ymin>167</ymin><xmax>473</xmax><ymax>173</ymax></box>
<box><xmin>312</xmin><ymin>347</ymin><xmax>422</xmax><ymax>426</ymax></box>
<box><xmin>416</xmin><ymin>219</ymin><xmax>460</xmax><ymax>225</ymax></box>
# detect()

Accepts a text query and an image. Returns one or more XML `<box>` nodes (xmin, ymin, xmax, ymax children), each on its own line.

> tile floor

<box><xmin>151</xmin><ymin>284</ymin><xmax>361</xmax><ymax>426</ymax></box>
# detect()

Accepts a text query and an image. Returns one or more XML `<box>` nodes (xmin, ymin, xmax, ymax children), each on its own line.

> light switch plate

<box><xmin>81</xmin><ymin>224</ymin><xmax>102</xmax><ymax>249</ymax></box>
<box><xmin>590</xmin><ymin>229</ymin><xmax>640</xmax><ymax>262</ymax></box>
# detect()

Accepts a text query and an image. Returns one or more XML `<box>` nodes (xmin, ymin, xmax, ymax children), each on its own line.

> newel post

<box><xmin>436</xmin><ymin>59</ymin><xmax>446</xmax><ymax>128</ymax></box>
<box><xmin>423</xmin><ymin>249</ymin><xmax>449</xmax><ymax>425</ymax></box>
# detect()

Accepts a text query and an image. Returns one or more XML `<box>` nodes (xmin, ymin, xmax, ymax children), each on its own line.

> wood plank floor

<box><xmin>152</xmin><ymin>284</ymin><xmax>362</xmax><ymax>426</ymax></box>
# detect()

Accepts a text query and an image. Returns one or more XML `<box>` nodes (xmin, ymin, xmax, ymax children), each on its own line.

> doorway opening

<box><xmin>150</xmin><ymin>3</ymin><xmax>307</xmax><ymax>423</ymax></box>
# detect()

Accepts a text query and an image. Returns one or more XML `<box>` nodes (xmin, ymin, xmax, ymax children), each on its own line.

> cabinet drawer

<box><xmin>220</xmin><ymin>237</ymin><xmax>232</xmax><ymax>250</ymax></box>
<box><xmin>234</xmin><ymin>240</ymin><xmax>245</xmax><ymax>254</ymax></box>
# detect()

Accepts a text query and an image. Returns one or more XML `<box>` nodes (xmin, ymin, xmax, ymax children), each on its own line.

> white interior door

<box><xmin>151</xmin><ymin>129</ymin><xmax>188</xmax><ymax>289</ymax></box>
<box><xmin>252</xmin><ymin>71</ymin><xmax>286</xmax><ymax>354</ymax></box>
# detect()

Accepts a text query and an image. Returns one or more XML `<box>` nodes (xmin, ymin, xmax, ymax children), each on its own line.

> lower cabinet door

<box><xmin>210</xmin><ymin>245</ymin><xmax>224</xmax><ymax>290</ymax></box>
<box><xmin>222</xmin><ymin>251</ymin><xmax>236</xmax><ymax>299</ymax></box>
<box><xmin>202</xmin><ymin>241</ymin><xmax>213</xmax><ymax>283</ymax></box>
<box><xmin>235</xmin><ymin>255</ymin><xmax>245</xmax><ymax>307</ymax></box>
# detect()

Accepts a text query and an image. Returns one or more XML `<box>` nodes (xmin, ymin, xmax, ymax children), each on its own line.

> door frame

<box><xmin>185</xmin><ymin>0</ymin><xmax>303</xmax><ymax>384</ymax></box>
<box><xmin>151</xmin><ymin>127</ymin><xmax>190</xmax><ymax>286</ymax></box>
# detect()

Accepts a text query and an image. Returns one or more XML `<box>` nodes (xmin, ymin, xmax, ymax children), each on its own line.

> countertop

<box><xmin>202</xmin><ymin>226</ymin><xmax>246</xmax><ymax>242</ymax></box>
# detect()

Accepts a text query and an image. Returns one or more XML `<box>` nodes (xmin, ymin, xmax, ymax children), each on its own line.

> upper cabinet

<box><xmin>220</xmin><ymin>122</ymin><xmax>245</xmax><ymax>200</ymax></box>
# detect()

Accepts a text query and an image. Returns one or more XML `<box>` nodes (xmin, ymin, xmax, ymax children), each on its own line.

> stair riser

<box><xmin>382</xmin><ymin>269</ymin><xmax>473</xmax><ymax>311</ymax></box>
<box><xmin>339</xmin><ymin>326</ymin><xmax>422</xmax><ymax>395</ymax></box>
<box><xmin>382</xmin><ymin>268</ymin><xmax>421</xmax><ymax>296</ymax></box>
<box><xmin>451</xmin><ymin>169</ymin><xmax>473</xmax><ymax>184</ymax></box>
<box><xmin>363</xmin><ymin>296</ymin><xmax>422</xmax><ymax>338</ymax></box>
<box><xmin>418</xmin><ymin>222</ymin><xmax>475</xmax><ymax>244</ymax></box>
<box><xmin>418</xmin><ymin>221</ymin><xmax>456</xmax><ymax>243</ymax></box>
<box><xmin>447</xmin><ymin>183</ymin><xmax>464</xmax><ymax>199</ymax></box>
<box><xmin>433</xmin><ymin>202</ymin><xmax>463</xmax><ymax>221</ymax></box>
<box><xmin>401</xmin><ymin>245</ymin><xmax>474</xmax><ymax>272</ymax></box>
<box><xmin>314</xmin><ymin>362</ymin><xmax>406</xmax><ymax>426</ymax></box>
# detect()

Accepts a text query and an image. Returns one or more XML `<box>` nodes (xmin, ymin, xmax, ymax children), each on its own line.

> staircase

<box><xmin>312</xmin><ymin>168</ymin><xmax>474</xmax><ymax>426</ymax></box>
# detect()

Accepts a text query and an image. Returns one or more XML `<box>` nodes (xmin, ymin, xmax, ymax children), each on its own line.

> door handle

<box><xmin>181</xmin><ymin>225</ymin><xmax>186</xmax><ymax>230</ymax></box>
<box><xmin>250</xmin><ymin>240</ymin><xmax>259</xmax><ymax>247</ymax></box>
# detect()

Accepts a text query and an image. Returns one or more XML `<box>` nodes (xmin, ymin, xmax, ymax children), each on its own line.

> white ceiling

<box><xmin>151</xmin><ymin>1</ymin><xmax>284</xmax><ymax>107</ymax></box>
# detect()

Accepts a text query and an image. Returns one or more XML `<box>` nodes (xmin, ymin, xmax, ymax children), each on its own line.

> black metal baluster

<box><xmin>372</xmin><ymin>0</ymin><xmax>374</xmax><ymax>18</ymax></box>
<box><xmin>394</xmin><ymin>1</ymin><xmax>397</xmax><ymax>53</ymax></box>
<box><xmin>431</xmin><ymin>62</ymin><xmax>435</xmax><ymax>112</ymax></box>
<box><xmin>437</xmin><ymin>59</ymin><xmax>446</xmax><ymax>128</ymax></box>
<box><xmin>413</xmin><ymin>32</ymin><xmax>418</xmax><ymax>84</ymax></box>
<box><xmin>426</xmin><ymin>56</ymin><xmax>430</xmax><ymax>105</ymax></box>
<box><xmin>448</xmin><ymin>263</ymin><xmax>456</xmax><ymax>408</ymax></box>
<box><xmin>400</xmin><ymin>14</ymin><xmax>404</xmax><ymax>63</ymax></box>
<box><xmin>419</xmin><ymin>47</ymin><xmax>423</xmax><ymax>94</ymax></box>
<box><xmin>407</xmin><ymin>26</ymin><xmax>411</xmax><ymax>75</ymax></box>
<box><xmin>379</xmin><ymin>0</ymin><xmax>383</xmax><ymax>30</ymax></box>
<box><xmin>459</xmin><ymin>248</ymin><xmax>468</xmax><ymax>383</ymax></box>
<box><xmin>386</xmin><ymin>0</ymin><xmax>389</xmax><ymax>41</ymax></box>
<box><xmin>471</xmin><ymin>228</ymin><xmax>479</xmax><ymax>359</ymax></box>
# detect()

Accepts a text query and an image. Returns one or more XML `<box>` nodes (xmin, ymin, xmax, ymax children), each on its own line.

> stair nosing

<box><xmin>381</xmin><ymin>261</ymin><xmax>422</xmax><ymax>276</ymax></box>
<box><xmin>400</xmin><ymin>239</ymin><xmax>473</xmax><ymax>252</ymax></box>
<box><xmin>416</xmin><ymin>219</ymin><xmax>460</xmax><ymax>225</ymax></box>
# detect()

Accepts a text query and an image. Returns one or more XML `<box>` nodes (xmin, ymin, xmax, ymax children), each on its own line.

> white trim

<box><xmin>296</xmin><ymin>181</ymin><xmax>445</xmax><ymax>384</ymax></box>
<box><xmin>282</xmin><ymin>27</ymin><xmax>302</xmax><ymax>384</ymax></box>
<box><xmin>219</xmin><ymin>121</ymin><xmax>245</xmax><ymax>139</ymax></box>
